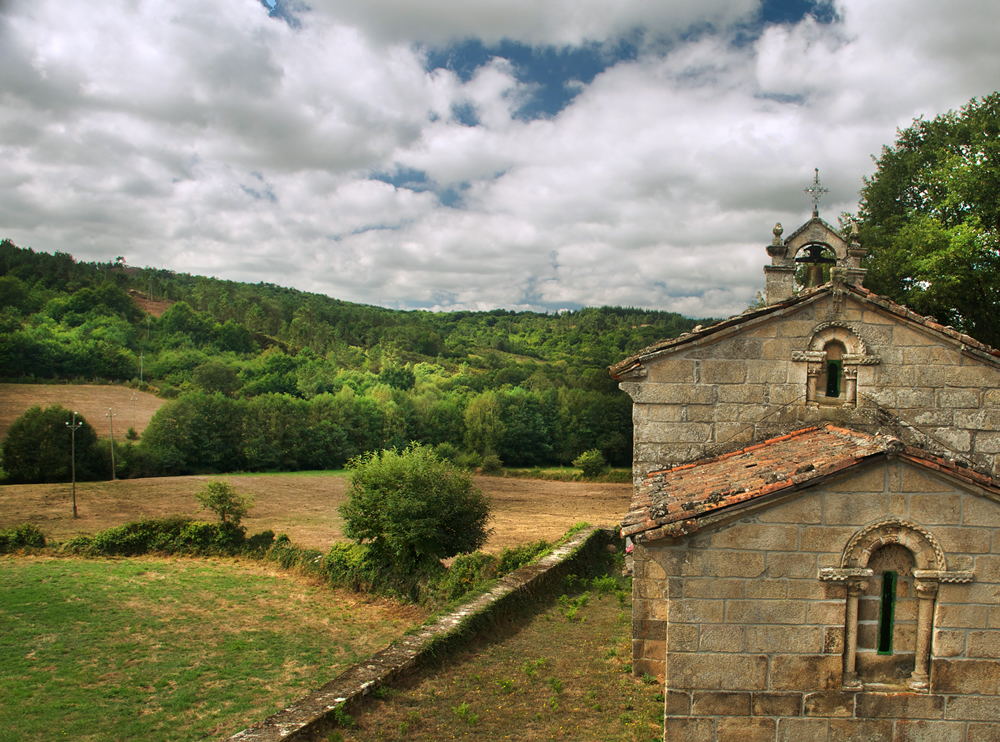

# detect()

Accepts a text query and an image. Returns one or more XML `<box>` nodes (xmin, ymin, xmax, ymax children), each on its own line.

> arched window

<box><xmin>820</xmin><ymin>517</ymin><xmax>973</xmax><ymax>692</ymax></box>
<box><xmin>793</xmin><ymin>322</ymin><xmax>880</xmax><ymax>408</ymax></box>
<box><xmin>818</xmin><ymin>340</ymin><xmax>846</xmax><ymax>399</ymax></box>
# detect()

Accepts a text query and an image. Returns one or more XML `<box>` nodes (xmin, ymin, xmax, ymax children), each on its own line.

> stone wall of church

<box><xmin>634</xmin><ymin>461</ymin><xmax>1000</xmax><ymax>741</ymax></box>
<box><xmin>620</xmin><ymin>293</ymin><xmax>1000</xmax><ymax>484</ymax></box>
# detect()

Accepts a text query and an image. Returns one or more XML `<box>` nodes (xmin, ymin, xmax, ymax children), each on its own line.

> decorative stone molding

<box><xmin>913</xmin><ymin>569</ymin><xmax>974</xmax><ymax>584</ymax></box>
<box><xmin>819</xmin><ymin>567</ymin><xmax>875</xmax><ymax>582</ymax></box>
<box><xmin>791</xmin><ymin>351</ymin><xmax>826</xmax><ymax>362</ymax></box>
<box><xmin>806</xmin><ymin>321</ymin><xmax>870</xmax><ymax>356</ymax></box>
<box><xmin>839</xmin><ymin>517</ymin><xmax>946</xmax><ymax>572</ymax></box>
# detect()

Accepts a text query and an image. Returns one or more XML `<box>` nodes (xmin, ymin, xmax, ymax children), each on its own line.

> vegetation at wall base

<box><xmin>331</xmin><ymin>568</ymin><xmax>658</xmax><ymax>742</ymax></box>
<box><xmin>53</xmin><ymin>516</ymin><xmax>274</xmax><ymax>558</ymax></box>
<box><xmin>0</xmin><ymin>523</ymin><xmax>46</xmax><ymax>553</ymax></box>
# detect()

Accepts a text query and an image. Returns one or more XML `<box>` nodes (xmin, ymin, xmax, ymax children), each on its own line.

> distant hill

<box><xmin>0</xmin><ymin>238</ymin><xmax>716</xmax><ymax>475</ymax></box>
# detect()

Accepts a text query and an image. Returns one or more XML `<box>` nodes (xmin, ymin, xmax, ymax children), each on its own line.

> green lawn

<box><xmin>0</xmin><ymin>556</ymin><xmax>420</xmax><ymax>742</ymax></box>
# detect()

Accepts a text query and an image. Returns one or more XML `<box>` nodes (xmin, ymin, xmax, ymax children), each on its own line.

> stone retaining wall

<box><xmin>230</xmin><ymin>526</ymin><xmax>614</xmax><ymax>742</ymax></box>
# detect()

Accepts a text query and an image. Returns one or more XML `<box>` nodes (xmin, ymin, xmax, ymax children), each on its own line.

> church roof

<box><xmin>609</xmin><ymin>282</ymin><xmax>1000</xmax><ymax>380</ymax></box>
<box><xmin>620</xmin><ymin>425</ymin><xmax>1000</xmax><ymax>544</ymax></box>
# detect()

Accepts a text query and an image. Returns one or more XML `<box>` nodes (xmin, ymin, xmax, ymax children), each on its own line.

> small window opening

<box><xmin>818</xmin><ymin>340</ymin><xmax>846</xmax><ymax>399</ymax></box>
<box><xmin>877</xmin><ymin>571</ymin><xmax>897</xmax><ymax>655</ymax></box>
<box><xmin>826</xmin><ymin>360</ymin><xmax>842</xmax><ymax>397</ymax></box>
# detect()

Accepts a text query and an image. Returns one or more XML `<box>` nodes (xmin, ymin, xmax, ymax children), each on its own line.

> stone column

<box><xmin>843</xmin><ymin>366</ymin><xmax>858</xmax><ymax>408</ymax></box>
<box><xmin>807</xmin><ymin>363</ymin><xmax>821</xmax><ymax>405</ymax></box>
<box><xmin>909</xmin><ymin>579</ymin><xmax>938</xmax><ymax>691</ymax></box>
<box><xmin>842</xmin><ymin>578</ymin><xmax>867</xmax><ymax>690</ymax></box>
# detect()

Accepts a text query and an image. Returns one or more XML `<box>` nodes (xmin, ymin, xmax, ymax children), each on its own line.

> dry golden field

<box><xmin>0</xmin><ymin>382</ymin><xmax>164</xmax><ymax>442</ymax></box>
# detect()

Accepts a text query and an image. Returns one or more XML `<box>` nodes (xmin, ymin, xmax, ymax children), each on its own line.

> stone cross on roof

<box><xmin>804</xmin><ymin>167</ymin><xmax>829</xmax><ymax>216</ymax></box>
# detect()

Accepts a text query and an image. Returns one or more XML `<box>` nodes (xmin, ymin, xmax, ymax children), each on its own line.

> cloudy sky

<box><xmin>1</xmin><ymin>0</ymin><xmax>998</xmax><ymax>318</ymax></box>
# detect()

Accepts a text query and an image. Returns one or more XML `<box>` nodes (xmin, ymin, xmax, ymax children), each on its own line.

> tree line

<box><xmin>0</xmin><ymin>240</ymin><xmax>703</xmax><ymax>481</ymax></box>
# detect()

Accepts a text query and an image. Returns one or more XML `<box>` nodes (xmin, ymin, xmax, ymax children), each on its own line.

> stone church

<box><xmin>611</xmin><ymin>203</ymin><xmax>1000</xmax><ymax>740</ymax></box>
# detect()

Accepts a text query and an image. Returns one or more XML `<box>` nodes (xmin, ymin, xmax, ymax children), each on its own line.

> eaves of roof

<box><xmin>609</xmin><ymin>283</ymin><xmax>1000</xmax><ymax>380</ymax></box>
<box><xmin>620</xmin><ymin>425</ymin><xmax>1000</xmax><ymax>545</ymax></box>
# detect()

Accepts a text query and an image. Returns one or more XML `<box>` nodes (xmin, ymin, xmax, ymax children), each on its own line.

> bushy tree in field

<box><xmin>857</xmin><ymin>92</ymin><xmax>1000</xmax><ymax>347</ymax></box>
<box><xmin>1</xmin><ymin>404</ymin><xmax>100</xmax><ymax>484</ymax></box>
<box><xmin>573</xmin><ymin>449</ymin><xmax>608</xmax><ymax>478</ymax></box>
<box><xmin>194</xmin><ymin>480</ymin><xmax>254</xmax><ymax>526</ymax></box>
<box><xmin>339</xmin><ymin>444</ymin><xmax>493</xmax><ymax>566</ymax></box>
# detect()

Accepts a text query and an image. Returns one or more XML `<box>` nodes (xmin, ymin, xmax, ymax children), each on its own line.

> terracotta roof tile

<box><xmin>621</xmin><ymin>425</ymin><xmax>903</xmax><ymax>542</ymax></box>
<box><xmin>622</xmin><ymin>425</ymin><xmax>1000</xmax><ymax>543</ymax></box>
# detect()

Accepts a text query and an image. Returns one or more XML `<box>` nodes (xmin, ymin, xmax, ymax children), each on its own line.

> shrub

<box><xmin>572</xmin><ymin>449</ymin><xmax>608</xmax><ymax>478</ymax></box>
<box><xmin>88</xmin><ymin>517</ymin><xmax>192</xmax><ymax>556</ymax></box>
<box><xmin>0</xmin><ymin>523</ymin><xmax>46</xmax><ymax>553</ymax></box>
<box><xmin>454</xmin><ymin>451</ymin><xmax>482</xmax><ymax>470</ymax></box>
<box><xmin>81</xmin><ymin>517</ymin><xmax>249</xmax><ymax>556</ymax></box>
<box><xmin>432</xmin><ymin>551</ymin><xmax>497</xmax><ymax>603</ymax></box>
<box><xmin>495</xmin><ymin>539</ymin><xmax>550</xmax><ymax>576</ymax></box>
<box><xmin>433</xmin><ymin>442</ymin><xmax>460</xmax><ymax>462</ymax></box>
<box><xmin>480</xmin><ymin>452</ymin><xmax>503</xmax><ymax>475</ymax></box>
<box><xmin>339</xmin><ymin>444</ymin><xmax>493</xmax><ymax>566</ymax></box>
<box><xmin>245</xmin><ymin>529</ymin><xmax>276</xmax><ymax>552</ymax></box>
<box><xmin>194</xmin><ymin>480</ymin><xmax>254</xmax><ymax>526</ymax></box>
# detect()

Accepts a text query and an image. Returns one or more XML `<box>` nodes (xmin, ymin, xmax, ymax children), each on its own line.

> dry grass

<box><xmin>0</xmin><ymin>473</ymin><xmax>633</xmax><ymax>553</ymax></box>
<box><xmin>0</xmin><ymin>382</ymin><xmax>164</xmax><ymax>442</ymax></box>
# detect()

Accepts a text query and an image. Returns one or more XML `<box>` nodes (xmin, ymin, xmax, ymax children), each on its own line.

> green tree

<box><xmin>1</xmin><ymin>405</ymin><xmax>100</xmax><ymax>484</ymax></box>
<box><xmin>194</xmin><ymin>480</ymin><xmax>254</xmax><ymax>525</ymax></box>
<box><xmin>192</xmin><ymin>360</ymin><xmax>240</xmax><ymax>396</ymax></box>
<box><xmin>339</xmin><ymin>444</ymin><xmax>492</xmax><ymax>565</ymax></box>
<box><xmin>573</xmin><ymin>448</ymin><xmax>608</xmax><ymax>477</ymax></box>
<box><xmin>463</xmin><ymin>391</ymin><xmax>505</xmax><ymax>456</ymax></box>
<box><xmin>857</xmin><ymin>93</ymin><xmax>1000</xmax><ymax>348</ymax></box>
<box><xmin>139</xmin><ymin>392</ymin><xmax>244</xmax><ymax>474</ymax></box>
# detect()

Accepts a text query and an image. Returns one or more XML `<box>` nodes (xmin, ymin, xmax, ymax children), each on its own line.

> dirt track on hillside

<box><xmin>0</xmin><ymin>474</ymin><xmax>633</xmax><ymax>552</ymax></box>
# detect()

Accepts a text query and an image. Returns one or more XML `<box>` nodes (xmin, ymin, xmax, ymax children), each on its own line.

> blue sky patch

<box><xmin>425</xmin><ymin>38</ymin><xmax>639</xmax><ymax>119</ymax></box>
<box><xmin>371</xmin><ymin>167</ymin><xmax>433</xmax><ymax>192</ymax></box>
<box><xmin>423</xmin><ymin>2</ymin><xmax>835</xmax><ymax>119</ymax></box>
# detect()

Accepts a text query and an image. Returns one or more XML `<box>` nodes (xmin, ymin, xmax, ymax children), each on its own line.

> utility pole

<box><xmin>106</xmin><ymin>407</ymin><xmax>117</xmax><ymax>480</ymax></box>
<box><xmin>139</xmin><ymin>352</ymin><xmax>144</xmax><ymax>384</ymax></box>
<box><xmin>130</xmin><ymin>391</ymin><xmax>138</xmax><ymax>433</ymax></box>
<box><xmin>66</xmin><ymin>412</ymin><xmax>82</xmax><ymax>518</ymax></box>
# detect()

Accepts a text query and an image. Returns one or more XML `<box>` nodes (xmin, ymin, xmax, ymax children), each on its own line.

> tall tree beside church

<box><xmin>857</xmin><ymin>93</ymin><xmax>1000</xmax><ymax>348</ymax></box>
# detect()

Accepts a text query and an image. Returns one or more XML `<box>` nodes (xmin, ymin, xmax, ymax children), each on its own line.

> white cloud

<box><xmin>309</xmin><ymin>0</ymin><xmax>761</xmax><ymax>47</ymax></box>
<box><xmin>1</xmin><ymin>0</ymin><xmax>1000</xmax><ymax>319</ymax></box>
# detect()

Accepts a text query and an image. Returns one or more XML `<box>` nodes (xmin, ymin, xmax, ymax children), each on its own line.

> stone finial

<box><xmin>772</xmin><ymin>223</ymin><xmax>783</xmax><ymax>246</ymax></box>
<box><xmin>850</xmin><ymin>218</ymin><xmax>859</xmax><ymax>243</ymax></box>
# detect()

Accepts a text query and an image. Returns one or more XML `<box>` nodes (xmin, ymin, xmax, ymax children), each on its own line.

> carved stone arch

<box><xmin>792</xmin><ymin>240</ymin><xmax>840</xmax><ymax>261</ymax></box>
<box><xmin>840</xmin><ymin>517</ymin><xmax>945</xmax><ymax>573</ymax></box>
<box><xmin>807</xmin><ymin>321</ymin><xmax>867</xmax><ymax>357</ymax></box>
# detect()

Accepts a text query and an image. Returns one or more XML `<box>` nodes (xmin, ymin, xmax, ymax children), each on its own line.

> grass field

<box><xmin>0</xmin><ymin>473</ymin><xmax>633</xmax><ymax>553</ymax></box>
<box><xmin>338</xmin><ymin>574</ymin><xmax>661</xmax><ymax>742</ymax></box>
<box><xmin>0</xmin><ymin>556</ymin><xmax>424</xmax><ymax>742</ymax></box>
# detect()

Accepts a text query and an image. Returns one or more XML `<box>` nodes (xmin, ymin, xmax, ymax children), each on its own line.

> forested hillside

<box><xmin>0</xmin><ymin>240</ymin><xmax>710</xmax><ymax>478</ymax></box>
